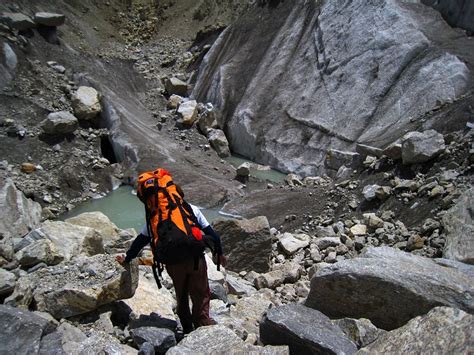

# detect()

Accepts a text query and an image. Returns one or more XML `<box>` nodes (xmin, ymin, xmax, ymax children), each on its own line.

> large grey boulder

<box><xmin>0</xmin><ymin>305</ymin><xmax>56</xmax><ymax>354</ymax></box>
<box><xmin>76</xmin><ymin>330</ymin><xmax>136</xmax><ymax>354</ymax></box>
<box><xmin>131</xmin><ymin>327</ymin><xmax>176</xmax><ymax>353</ymax></box>
<box><xmin>208</xmin><ymin>128</ymin><xmax>231</xmax><ymax>157</ymax></box>
<box><xmin>333</xmin><ymin>317</ymin><xmax>386</xmax><ymax>349</ymax></box>
<box><xmin>359</xmin><ymin>307</ymin><xmax>473</xmax><ymax>354</ymax></box>
<box><xmin>5</xmin><ymin>254</ymin><xmax>139</xmax><ymax>319</ymax></box>
<box><xmin>254</xmin><ymin>262</ymin><xmax>302</xmax><ymax>290</ymax></box>
<box><xmin>0</xmin><ymin>12</ymin><xmax>35</xmax><ymax>30</ymax></box>
<box><xmin>164</xmin><ymin>77</ymin><xmax>188</xmax><ymax>96</ymax></box>
<box><xmin>443</xmin><ymin>188</ymin><xmax>474</xmax><ymax>264</ymax></box>
<box><xmin>71</xmin><ymin>86</ymin><xmax>102</xmax><ymax>120</ymax></box>
<box><xmin>422</xmin><ymin>0</ymin><xmax>474</xmax><ymax>33</ymax></box>
<box><xmin>15</xmin><ymin>238</ymin><xmax>64</xmax><ymax>267</ymax></box>
<box><xmin>401</xmin><ymin>130</ymin><xmax>445</xmax><ymax>164</ymax></box>
<box><xmin>177</xmin><ymin>99</ymin><xmax>198</xmax><ymax>126</ymax></box>
<box><xmin>306</xmin><ymin>246</ymin><xmax>474</xmax><ymax>330</ymax></box>
<box><xmin>213</xmin><ymin>216</ymin><xmax>272</xmax><ymax>273</ymax></box>
<box><xmin>0</xmin><ymin>268</ymin><xmax>16</xmax><ymax>296</ymax></box>
<box><xmin>167</xmin><ymin>325</ymin><xmax>288</xmax><ymax>354</ymax></box>
<box><xmin>41</xmin><ymin>111</ymin><xmax>78</xmax><ymax>135</ymax></box>
<box><xmin>326</xmin><ymin>149</ymin><xmax>361</xmax><ymax>171</ymax></box>
<box><xmin>34</xmin><ymin>12</ymin><xmax>65</xmax><ymax>27</ymax></box>
<box><xmin>192</xmin><ymin>0</ymin><xmax>471</xmax><ymax>176</ymax></box>
<box><xmin>39</xmin><ymin>322</ymin><xmax>87</xmax><ymax>355</ymax></box>
<box><xmin>260</xmin><ymin>304</ymin><xmax>357</xmax><ymax>354</ymax></box>
<box><xmin>0</xmin><ymin>178</ymin><xmax>42</xmax><ymax>241</ymax></box>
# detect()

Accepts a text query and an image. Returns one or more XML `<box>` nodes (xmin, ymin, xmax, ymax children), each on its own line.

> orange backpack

<box><xmin>137</xmin><ymin>168</ymin><xmax>206</xmax><ymax>274</ymax></box>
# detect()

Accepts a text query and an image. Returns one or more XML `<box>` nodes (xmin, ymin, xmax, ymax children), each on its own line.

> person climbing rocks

<box><xmin>116</xmin><ymin>178</ymin><xmax>227</xmax><ymax>334</ymax></box>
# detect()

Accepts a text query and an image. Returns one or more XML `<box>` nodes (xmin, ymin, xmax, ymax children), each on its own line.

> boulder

<box><xmin>232</xmin><ymin>291</ymin><xmax>274</xmax><ymax>335</ymax></box>
<box><xmin>34</xmin><ymin>12</ymin><xmax>65</xmax><ymax>27</ymax></box>
<box><xmin>167</xmin><ymin>94</ymin><xmax>183</xmax><ymax>109</ymax></box>
<box><xmin>306</xmin><ymin>246</ymin><xmax>474</xmax><ymax>330</ymax></box>
<box><xmin>359</xmin><ymin>307</ymin><xmax>473</xmax><ymax>354</ymax></box>
<box><xmin>177</xmin><ymin>99</ymin><xmax>198</xmax><ymax>126</ymax></box>
<box><xmin>314</xmin><ymin>237</ymin><xmax>342</xmax><ymax>251</ymax></box>
<box><xmin>71</xmin><ymin>86</ymin><xmax>102</xmax><ymax>120</ymax></box>
<box><xmin>254</xmin><ymin>262</ymin><xmax>302</xmax><ymax>290</ymax></box>
<box><xmin>76</xmin><ymin>330</ymin><xmax>136</xmax><ymax>354</ymax></box>
<box><xmin>20</xmin><ymin>162</ymin><xmax>36</xmax><ymax>173</ymax></box>
<box><xmin>123</xmin><ymin>269</ymin><xmax>176</xmax><ymax>321</ymax></box>
<box><xmin>197</xmin><ymin>104</ymin><xmax>218</xmax><ymax>135</ymax></box>
<box><xmin>131</xmin><ymin>327</ymin><xmax>176</xmax><ymax>353</ymax></box>
<box><xmin>236</xmin><ymin>162</ymin><xmax>250</xmax><ymax>177</ymax></box>
<box><xmin>167</xmin><ymin>325</ymin><xmax>288</xmax><ymax>354</ymax></box>
<box><xmin>314</xmin><ymin>225</ymin><xmax>336</xmax><ymax>238</ymax></box>
<box><xmin>260</xmin><ymin>304</ymin><xmax>357</xmax><ymax>354</ymax></box>
<box><xmin>332</xmin><ymin>317</ymin><xmax>386</xmax><ymax>348</ymax></box>
<box><xmin>0</xmin><ymin>12</ymin><xmax>35</xmax><ymax>30</ymax></box>
<box><xmin>226</xmin><ymin>273</ymin><xmax>257</xmax><ymax>296</ymax></box>
<box><xmin>356</xmin><ymin>143</ymin><xmax>383</xmax><ymax>158</ymax></box>
<box><xmin>6</xmin><ymin>255</ymin><xmax>139</xmax><ymax>319</ymax></box>
<box><xmin>401</xmin><ymin>130</ymin><xmax>445</xmax><ymax>164</ymax></box>
<box><xmin>192</xmin><ymin>0</ymin><xmax>470</xmax><ymax>176</ymax></box>
<box><xmin>26</xmin><ymin>220</ymin><xmax>104</xmax><ymax>261</ymax></box>
<box><xmin>214</xmin><ymin>216</ymin><xmax>272</xmax><ymax>273</ymax></box>
<box><xmin>15</xmin><ymin>238</ymin><xmax>63</xmax><ymax>267</ymax></box>
<box><xmin>383</xmin><ymin>140</ymin><xmax>402</xmax><ymax>160</ymax></box>
<box><xmin>40</xmin><ymin>111</ymin><xmax>78</xmax><ymax>135</ymax></box>
<box><xmin>0</xmin><ymin>178</ymin><xmax>42</xmax><ymax>241</ymax></box>
<box><xmin>0</xmin><ymin>305</ymin><xmax>56</xmax><ymax>354</ymax></box>
<box><xmin>208</xmin><ymin>128</ymin><xmax>231</xmax><ymax>157</ymax></box>
<box><xmin>442</xmin><ymin>188</ymin><xmax>474</xmax><ymax>264</ymax></box>
<box><xmin>277</xmin><ymin>232</ymin><xmax>310</xmax><ymax>255</ymax></box>
<box><xmin>39</xmin><ymin>322</ymin><xmax>87</xmax><ymax>354</ymax></box>
<box><xmin>164</xmin><ymin>77</ymin><xmax>188</xmax><ymax>96</ymax></box>
<box><xmin>326</xmin><ymin>149</ymin><xmax>361</xmax><ymax>171</ymax></box>
<box><xmin>0</xmin><ymin>268</ymin><xmax>16</xmax><ymax>296</ymax></box>
<box><xmin>65</xmin><ymin>212</ymin><xmax>121</xmax><ymax>251</ymax></box>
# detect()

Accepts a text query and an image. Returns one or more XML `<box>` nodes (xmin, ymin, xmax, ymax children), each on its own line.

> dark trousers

<box><xmin>165</xmin><ymin>256</ymin><xmax>211</xmax><ymax>333</ymax></box>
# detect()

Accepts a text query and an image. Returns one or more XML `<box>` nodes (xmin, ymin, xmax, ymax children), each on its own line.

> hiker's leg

<box><xmin>189</xmin><ymin>257</ymin><xmax>211</xmax><ymax>328</ymax></box>
<box><xmin>166</xmin><ymin>263</ymin><xmax>193</xmax><ymax>333</ymax></box>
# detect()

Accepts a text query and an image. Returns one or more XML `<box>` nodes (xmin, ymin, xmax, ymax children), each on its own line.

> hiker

<box><xmin>116</xmin><ymin>171</ymin><xmax>227</xmax><ymax>334</ymax></box>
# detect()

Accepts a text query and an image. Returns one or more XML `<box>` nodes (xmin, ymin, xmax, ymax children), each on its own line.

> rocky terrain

<box><xmin>0</xmin><ymin>0</ymin><xmax>473</xmax><ymax>354</ymax></box>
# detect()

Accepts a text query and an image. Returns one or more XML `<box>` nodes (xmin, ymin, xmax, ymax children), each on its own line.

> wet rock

<box><xmin>0</xmin><ymin>178</ymin><xmax>42</xmax><ymax>241</ymax></box>
<box><xmin>442</xmin><ymin>188</ymin><xmax>473</xmax><ymax>264</ymax></box>
<box><xmin>33</xmin><ymin>12</ymin><xmax>65</xmax><ymax>27</ymax></box>
<box><xmin>277</xmin><ymin>232</ymin><xmax>310</xmax><ymax>255</ymax></box>
<box><xmin>0</xmin><ymin>12</ymin><xmax>35</xmax><ymax>31</ymax></box>
<box><xmin>167</xmin><ymin>325</ymin><xmax>288</xmax><ymax>354</ymax></box>
<box><xmin>306</xmin><ymin>246</ymin><xmax>474</xmax><ymax>330</ymax></box>
<box><xmin>164</xmin><ymin>77</ymin><xmax>188</xmax><ymax>96</ymax></box>
<box><xmin>260</xmin><ymin>304</ymin><xmax>357</xmax><ymax>354</ymax></box>
<box><xmin>41</xmin><ymin>111</ymin><xmax>78</xmax><ymax>135</ymax></box>
<box><xmin>0</xmin><ymin>268</ymin><xmax>16</xmax><ymax>296</ymax></box>
<box><xmin>0</xmin><ymin>305</ymin><xmax>56</xmax><ymax>354</ymax></box>
<box><xmin>131</xmin><ymin>327</ymin><xmax>176</xmax><ymax>354</ymax></box>
<box><xmin>72</xmin><ymin>86</ymin><xmax>102</xmax><ymax>121</ymax></box>
<box><xmin>333</xmin><ymin>317</ymin><xmax>386</xmax><ymax>348</ymax></box>
<box><xmin>208</xmin><ymin>128</ymin><xmax>230</xmax><ymax>157</ymax></box>
<box><xmin>358</xmin><ymin>307</ymin><xmax>473</xmax><ymax>354</ymax></box>
<box><xmin>214</xmin><ymin>216</ymin><xmax>272</xmax><ymax>273</ymax></box>
<box><xmin>39</xmin><ymin>322</ymin><xmax>87</xmax><ymax>354</ymax></box>
<box><xmin>6</xmin><ymin>255</ymin><xmax>139</xmax><ymax>319</ymax></box>
<box><xmin>401</xmin><ymin>130</ymin><xmax>445</xmax><ymax>165</ymax></box>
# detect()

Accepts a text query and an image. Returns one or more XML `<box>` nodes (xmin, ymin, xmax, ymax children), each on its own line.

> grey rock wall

<box><xmin>193</xmin><ymin>0</ymin><xmax>472</xmax><ymax>176</ymax></box>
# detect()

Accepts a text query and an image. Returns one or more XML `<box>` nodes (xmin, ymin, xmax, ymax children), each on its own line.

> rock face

<box><xmin>305</xmin><ymin>246</ymin><xmax>474</xmax><ymax>330</ymax></box>
<box><xmin>0</xmin><ymin>42</ymin><xmax>17</xmax><ymax>89</ymax></box>
<box><xmin>443</xmin><ymin>188</ymin><xmax>474</xmax><ymax>264</ymax></box>
<box><xmin>40</xmin><ymin>111</ymin><xmax>78</xmax><ymax>135</ymax></box>
<box><xmin>0</xmin><ymin>305</ymin><xmax>56</xmax><ymax>354</ymax></box>
<box><xmin>260</xmin><ymin>304</ymin><xmax>357</xmax><ymax>354</ymax></box>
<box><xmin>213</xmin><ymin>216</ymin><xmax>272</xmax><ymax>273</ymax></box>
<box><xmin>0</xmin><ymin>178</ymin><xmax>42</xmax><ymax>241</ymax></box>
<box><xmin>71</xmin><ymin>86</ymin><xmax>102</xmax><ymax>120</ymax></box>
<box><xmin>359</xmin><ymin>307</ymin><xmax>474</xmax><ymax>354</ymax></box>
<box><xmin>193</xmin><ymin>0</ymin><xmax>471</xmax><ymax>176</ymax></box>
<box><xmin>6</xmin><ymin>255</ymin><xmax>138</xmax><ymax>319</ymax></box>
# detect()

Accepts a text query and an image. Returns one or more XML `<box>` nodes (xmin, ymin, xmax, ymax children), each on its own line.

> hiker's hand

<box><xmin>115</xmin><ymin>254</ymin><xmax>126</xmax><ymax>265</ymax></box>
<box><xmin>213</xmin><ymin>254</ymin><xmax>227</xmax><ymax>267</ymax></box>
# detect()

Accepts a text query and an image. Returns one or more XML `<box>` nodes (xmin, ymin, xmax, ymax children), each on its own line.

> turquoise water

<box><xmin>224</xmin><ymin>155</ymin><xmax>287</xmax><ymax>183</ymax></box>
<box><xmin>61</xmin><ymin>185</ymin><xmax>234</xmax><ymax>232</ymax></box>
